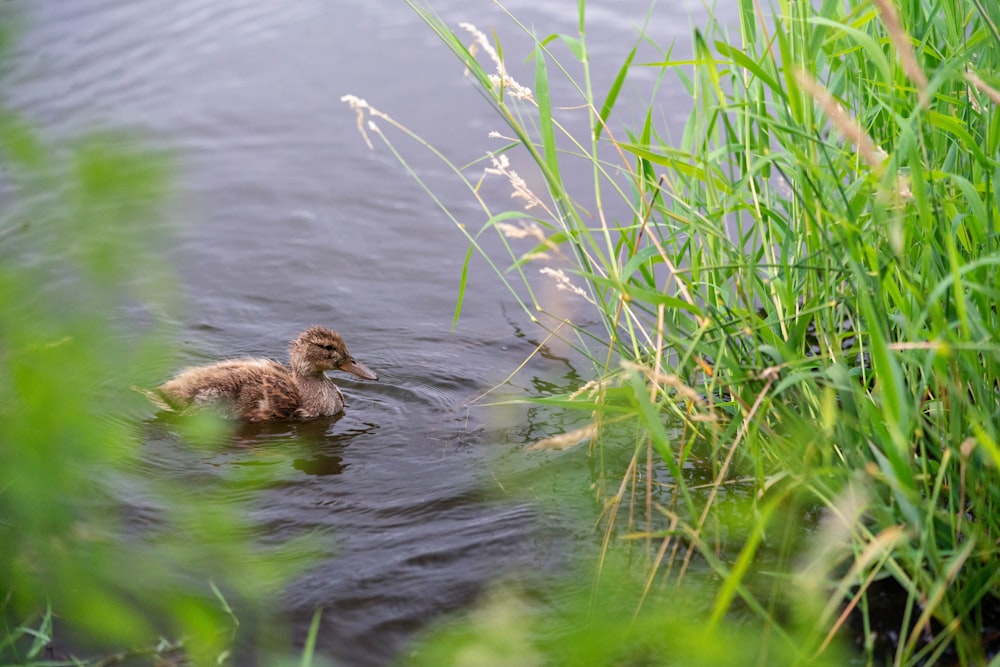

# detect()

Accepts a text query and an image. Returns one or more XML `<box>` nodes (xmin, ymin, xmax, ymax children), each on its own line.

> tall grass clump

<box><xmin>345</xmin><ymin>0</ymin><xmax>1000</xmax><ymax>664</ymax></box>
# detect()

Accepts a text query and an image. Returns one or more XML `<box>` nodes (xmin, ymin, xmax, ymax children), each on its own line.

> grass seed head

<box><xmin>459</xmin><ymin>22</ymin><xmax>534</xmax><ymax>103</ymax></box>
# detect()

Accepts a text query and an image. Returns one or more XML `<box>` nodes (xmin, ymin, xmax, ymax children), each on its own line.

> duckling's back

<box><xmin>157</xmin><ymin>359</ymin><xmax>301</xmax><ymax>421</ymax></box>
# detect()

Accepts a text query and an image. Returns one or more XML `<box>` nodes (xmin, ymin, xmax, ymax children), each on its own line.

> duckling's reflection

<box><xmin>292</xmin><ymin>451</ymin><xmax>344</xmax><ymax>476</ymax></box>
<box><xmin>230</xmin><ymin>414</ymin><xmax>342</xmax><ymax>444</ymax></box>
<box><xmin>146</xmin><ymin>412</ymin><xmax>380</xmax><ymax>478</ymax></box>
<box><xmin>243</xmin><ymin>418</ymin><xmax>383</xmax><ymax>477</ymax></box>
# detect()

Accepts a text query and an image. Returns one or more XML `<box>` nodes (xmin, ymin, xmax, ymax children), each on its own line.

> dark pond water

<box><xmin>5</xmin><ymin>1</ymin><xmax>736</xmax><ymax>664</ymax></box>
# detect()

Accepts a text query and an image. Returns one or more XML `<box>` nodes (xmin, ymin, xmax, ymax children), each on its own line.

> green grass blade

<box><xmin>453</xmin><ymin>245</ymin><xmax>474</xmax><ymax>330</ymax></box>
<box><xmin>595</xmin><ymin>43</ymin><xmax>637</xmax><ymax>141</ymax></box>
<box><xmin>534</xmin><ymin>44</ymin><xmax>560</xmax><ymax>182</ymax></box>
<box><xmin>299</xmin><ymin>607</ymin><xmax>323</xmax><ymax>667</ymax></box>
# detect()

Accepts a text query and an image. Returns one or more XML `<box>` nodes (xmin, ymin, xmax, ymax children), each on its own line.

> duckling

<box><xmin>148</xmin><ymin>325</ymin><xmax>378</xmax><ymax>422</ymax></box>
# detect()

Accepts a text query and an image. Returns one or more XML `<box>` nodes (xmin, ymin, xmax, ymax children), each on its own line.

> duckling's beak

<box><xmin>340</xmin><ymin>358</ymin><xmax>379</xmax><ymax>381</ymax></box>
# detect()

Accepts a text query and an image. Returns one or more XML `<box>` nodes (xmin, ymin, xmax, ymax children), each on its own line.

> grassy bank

<box><xmin>346</xmin><ymin>0</ymin><xmax>1000</xmax><ymax>664</ymax></box>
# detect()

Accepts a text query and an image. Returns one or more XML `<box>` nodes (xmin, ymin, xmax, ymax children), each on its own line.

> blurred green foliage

<box><xmin>0</xmin><ymin>33</ymin><xmax>306</xmax><ymax>667</ymax></box>
<box><xmin>407</xmin><ymin>546</ymin><xmax>850</xmax><ymax>667</ymax></box>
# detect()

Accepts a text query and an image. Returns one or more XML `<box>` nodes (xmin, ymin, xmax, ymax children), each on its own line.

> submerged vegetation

<box><xmin>347</xmin><ymin>0</ymin><xmax>1000</xmax><ymax>664</ymax></box>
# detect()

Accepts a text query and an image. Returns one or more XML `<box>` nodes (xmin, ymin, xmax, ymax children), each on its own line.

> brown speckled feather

<box><xmin>151</xmin><ymin>327</ymin><xmax>378</xmax><ymax>422</ymax></box>
<box><xmin>251</xmin><ymin>366</ymin><xmax>301</xmax><ymax>421</ymax></box>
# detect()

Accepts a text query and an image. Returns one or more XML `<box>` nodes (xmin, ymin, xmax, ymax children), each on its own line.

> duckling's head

<box><xmin>289</xmin><ymin>325</ymin><xmax>379</xmax><ymax>380</ymax></box>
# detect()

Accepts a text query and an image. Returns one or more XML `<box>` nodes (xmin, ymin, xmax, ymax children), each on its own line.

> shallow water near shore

<box><xmin>5</xmin><ymin>1</ymin><xmax>736</xmax><ymax>664</ymax></box>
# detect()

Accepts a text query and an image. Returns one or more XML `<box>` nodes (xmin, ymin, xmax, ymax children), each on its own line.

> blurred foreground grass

<box><xmin>0</xmin><ymin>30</ymin><xmax>313</xmax><ymax>667</ymax></box>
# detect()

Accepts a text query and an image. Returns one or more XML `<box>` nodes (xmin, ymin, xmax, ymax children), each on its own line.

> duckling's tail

<box><xmin>131</xmin><ymin>385</ymin><xmax>176</xmax><ymax>412</ymax></box>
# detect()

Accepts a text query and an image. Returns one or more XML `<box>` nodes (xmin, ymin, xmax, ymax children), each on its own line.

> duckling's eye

<box><xmin>322</xmin><ymin>344</ymin><xmax>335</xmax><ymax>351</ymax></box>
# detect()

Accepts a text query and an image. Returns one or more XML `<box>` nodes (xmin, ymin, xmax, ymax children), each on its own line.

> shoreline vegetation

<box><xmin>346</xmin><ymin>0</ymin><xmax>1000</xmax><ymax>664</ymax></box>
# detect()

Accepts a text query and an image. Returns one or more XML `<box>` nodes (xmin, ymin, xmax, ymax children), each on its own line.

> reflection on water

<box><xmin>293</xmin><ymin>451</ymin><xmax>345</xmax><ymax>476</ymax></box>
<box><xmin>7</xmin><ymin>0</ymin><xmax>735</xmax><ymax>663</ymax></box>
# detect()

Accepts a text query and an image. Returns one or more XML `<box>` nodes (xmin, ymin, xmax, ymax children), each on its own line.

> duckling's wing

<box><xmin>248</xmin><ymin>370</ymin><xmax>301</xmax><ymax>422</ymax></box>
